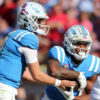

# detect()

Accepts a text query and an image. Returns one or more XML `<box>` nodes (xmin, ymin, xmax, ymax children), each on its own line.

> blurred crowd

<box><xmin>0</xmin><ymin>0</ymin><xmax>100</xmax><ymax>100</ymax></box>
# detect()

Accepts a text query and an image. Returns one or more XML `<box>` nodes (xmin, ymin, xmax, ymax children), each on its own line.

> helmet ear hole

<box><xmin>24</xmin><ymin>18</ymin><xmax>28</xmax><ymax>22</ymax></box>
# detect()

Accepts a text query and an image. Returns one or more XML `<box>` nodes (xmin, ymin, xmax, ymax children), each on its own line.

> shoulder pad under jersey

<box><xmin>13</xmin><ymin>29</ymin><xmax>39</xmax><ymax>50</ymax></box>
<box><xmin>88</xmin><ymin>54</ymin><xmax>100</xmax><ymax>74</ymax></box>
<box><xmin>48</xmin><ymin>46</ymin><xmax>67</xmax><ymax>64</ymax></box>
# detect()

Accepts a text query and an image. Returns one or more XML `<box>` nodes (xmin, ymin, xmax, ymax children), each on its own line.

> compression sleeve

<box><xmin>19</xmin><ymin>47</ymin><xmax>38</xmax><ymax>63</ymax></box>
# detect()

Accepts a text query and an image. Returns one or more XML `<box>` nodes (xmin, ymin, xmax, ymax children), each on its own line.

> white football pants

<box><xmin>0</xmin><ymin>83</ymin><xmax>17</xmax><ymax>100</ymax></box>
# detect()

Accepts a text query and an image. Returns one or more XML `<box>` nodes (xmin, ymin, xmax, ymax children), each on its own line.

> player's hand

<box><xmin>64</xmin><ymin>87</ymin><xmax>75</xmax><ymax>100</ymax></box>
<box><xmin>57</xmin><ymin>87</ymin><xmax>75</xmax><ymax>100</ymax></box>
<box><xmin>77</xmin><ymin>72</ymin><xmax>87</xmax><ymax>91</ymax></box>
<box><xmin>60</xmin><ymin>80</ymin><xmax>76</xmax><ymax>89</ymax></box>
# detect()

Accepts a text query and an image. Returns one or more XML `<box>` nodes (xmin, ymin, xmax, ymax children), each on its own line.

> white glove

<box><xmin>78</xmin><ymin>89</ymin><xmax>83</xmax><ymax>96</ymax></box>
<box><xmin>77</xmin><ymin>72</ymin><xmax>87</xmax><ymax>91</ymax></box>
<box><xmin>57</xmin><ymin>87</ymin><xmax>75</xmax><ymax>100</ymax></box>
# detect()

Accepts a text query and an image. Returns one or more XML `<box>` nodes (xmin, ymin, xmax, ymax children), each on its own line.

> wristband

<box><xmin>54</xmin><ymin>79</ymin><xmax>61</xmax><ymax>87</ymax></box>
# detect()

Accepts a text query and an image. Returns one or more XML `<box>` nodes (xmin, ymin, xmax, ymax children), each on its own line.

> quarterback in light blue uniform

<box><xmin>0</xmin><ymin>29</ymin><xmax>39</xmax><ymax>88</ymax></box>
<box><xmin>1</xmin><ymin>2</ymin><xmax>75</xmax><ymax>100</ymax></box>
<box><xmin>42</xmin><ymin>25</ymin><xmax>100</xmax><ymax>100</ymax></box>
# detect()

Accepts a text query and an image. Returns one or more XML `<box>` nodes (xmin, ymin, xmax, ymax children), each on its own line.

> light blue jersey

<box><xmin>0</xmin><ymin>29</ymin><xmax>39</xmax><ymax>88</ymax></box>
<box><xmin>46</xmin><ymin>46</ymin><xmax>100</xmax><ymax>100</ymax></box>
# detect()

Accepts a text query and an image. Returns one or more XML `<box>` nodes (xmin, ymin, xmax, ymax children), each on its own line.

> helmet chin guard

<box><xmin>64</xmin><ymin>25</ymin><xmax>92</xmax><ymax>61</ymax></box>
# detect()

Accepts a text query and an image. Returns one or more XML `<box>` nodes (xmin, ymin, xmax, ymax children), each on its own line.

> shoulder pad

<box><xmin>88</xmin><ymin>54</ymin><xmax>100</xmax><ymax>74</ymax></box>
<box><xmin>14</xmin><ymin>30</ymin><xmax>39</xmax><ymax>50</ymax></box>
<box><xmin>48</xmin><ymin>46</ymin><xmax>65</xmax><ymax>63</ymax></box>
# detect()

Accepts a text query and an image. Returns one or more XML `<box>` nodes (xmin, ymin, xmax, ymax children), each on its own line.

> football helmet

<box><xmin>64</xmin><ymin>25</ymin><xmax>92</xmax><ymax>61</ymax></box>
<box><xmin>17</xmin><ymin>2</ymin><xmax>50</xmax><ymax>35</ymax></box>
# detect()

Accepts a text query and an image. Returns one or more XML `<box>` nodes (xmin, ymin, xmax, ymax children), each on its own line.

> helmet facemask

<box><xmin>64</xmin><ymin>38</ymin><xmax>92</xmax><ymax>61</ymax></box>
<box><xmin>33</xmin><ymin>17</ymin><xmax>50</xmax><ymax>35</ymax></box>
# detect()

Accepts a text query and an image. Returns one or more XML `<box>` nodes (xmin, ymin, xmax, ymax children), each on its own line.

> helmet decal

<box><xmin>71</xmin><ymin>28</ymin><xmax>76</xmax><ymax>35</ymax></box>
<box><xmin>21</xmin><ymin>3</ymin><xmax>28</xmax><ymax>15</ymax></box>
<box><xmin>80</xmin><ymin>25</ymin><xmax>86</xmax><ymax>38</ymax></box>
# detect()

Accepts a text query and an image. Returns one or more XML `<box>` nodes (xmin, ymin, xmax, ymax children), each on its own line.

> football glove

<box><xmin>77</xmin><ymin>72</ymin><xmax>87</xmax><ymax>92</ymax></box>
<box><xmin>57</xmin><ymin>87</ymin><xmax>75</xmax><ymax>100</ymax></box>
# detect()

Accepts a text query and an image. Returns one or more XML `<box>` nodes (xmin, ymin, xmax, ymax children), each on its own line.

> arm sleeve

<box><xmin>19</xmin><ymin>47</ymin><xmax>38</xmax><ymax>63</ymax></box>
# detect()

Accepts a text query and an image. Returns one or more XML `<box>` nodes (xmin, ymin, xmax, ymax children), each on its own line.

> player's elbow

<box><xmin>48</xmin><ymin>66</ymin><xmax>59</xmax><ymax>76</ymax></box>
<box><xmin>49</xmin><ymin>67</ymin><xmax>58</xmax><ymax>76</ymax></box>
<box><xmin>50</xmin><ymin>71</ymin><xmax>61</xmax><ymax>79</ymax></box>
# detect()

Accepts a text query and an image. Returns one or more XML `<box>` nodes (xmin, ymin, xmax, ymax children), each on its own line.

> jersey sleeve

<box><xmin>48</xmin><ymin>46</ymin><xmax>67</xmax><ymax>66</ymax></box>
<box><xmin>73</xmin><ymin>55</ymin><xmax>100</xmax><ymax>78</ymax></box>
<box><xmin>88</xmin><ymin>55</ymin><xmax>100</xmax><ymax>74</ymax></box>
<box><xmin>48</xmin><ymin>46</ymin><xmax>58</xmax><ymax>59</ymax></box>
<box><xmin>15</xmin><ymin>32</ymin><xmax>39</xmax><ymax>50</ymax></box>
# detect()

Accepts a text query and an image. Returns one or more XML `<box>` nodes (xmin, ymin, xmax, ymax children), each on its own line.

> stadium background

<box><xmin>0</xmin><ymin>0</ymin><xmax>100</xmax><ymax>100</ymax></box>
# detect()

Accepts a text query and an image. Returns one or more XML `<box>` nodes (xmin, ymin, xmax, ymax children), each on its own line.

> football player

<box><xmin>42</xmin><ymin>25</ymin><xmax>99</xmax><ymax>100</ymax></box>
<box><xmin>0</xmin><ymin>2</ymin><xmax>76</xmax><ymax>100</ymax></box>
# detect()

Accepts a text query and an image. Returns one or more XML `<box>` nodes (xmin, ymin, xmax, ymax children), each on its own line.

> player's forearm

<box><xmin>48</xmin><ymin>59</ymin><xmax>80</xmax><ymax>80</ymax></box>
<box><xmin>36</xmin><ymin>71</ymin><xmax>59</xmax><ymax>85</ymax></box>
<box><xmin>51</xmin><ymin>67</ymin><xmax>80</xmax><ymax>80</ymax></box>
<box><xmin>33</xmin><ymin>70</ymin><xmax>56</xmax><ymax>85</ymax></box>
<box><xmin>22</xmin><ymin>68</ymin><xmax>56</xmax><ymax>84</ymax></box>
<box><xmin>28</xmin><ymin>62</ymin><xmax>56</xmax><ymax>85</ymax></box>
